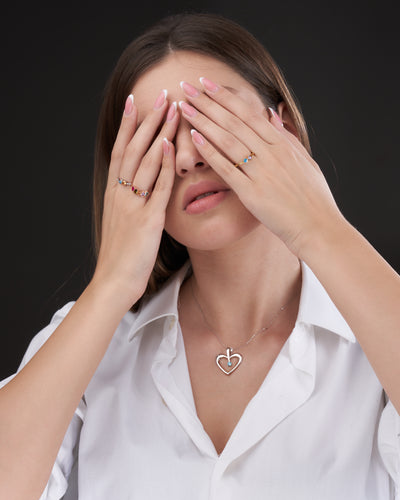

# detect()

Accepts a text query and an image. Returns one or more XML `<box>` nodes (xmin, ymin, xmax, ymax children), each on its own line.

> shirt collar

<box><xmin>127</xmin><ymin>260</ymin><xmax>355</xmax><ymax>344</ymax></box>
<box><xmin>297</xmin><ymin>261</ymin><xmax>356</xmax><ymax>343</ymax></box>
<box><xmin>127</xmin><ymin>261</ymin><xmax>191</xmax><ymax>342</ymax></box>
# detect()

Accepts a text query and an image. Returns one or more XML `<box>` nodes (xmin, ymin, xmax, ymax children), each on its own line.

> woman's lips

<box><xmin>183</xmin><ymin>180</ymin><xmax>230</xmax><ymax>214</ymax></box>
<box><xmin>185</xmin><ymin>190</ymin><xmax>230</xmax><ymax>215</ymax></box>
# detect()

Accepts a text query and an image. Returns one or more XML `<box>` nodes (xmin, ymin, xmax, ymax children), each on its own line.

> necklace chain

<box><xmin>190</xmin><ymin>279</ymin><xmax>293</xmax><ymax>353</ymax></box>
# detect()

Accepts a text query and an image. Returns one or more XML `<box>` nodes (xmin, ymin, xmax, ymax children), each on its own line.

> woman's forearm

<box><xmin>0</xmin><ymin>279</ymin><xmax>138</xmax><ymax>500</ymax></box>
<box><xmin>300</xmin><ymin>217</ymin><xmax>400</xmax><ymax>411</ymax></box>
<box><xmin>0</xmin><ymin>81</ymin><xmax>179</xmax><ymax>500</ymax></box>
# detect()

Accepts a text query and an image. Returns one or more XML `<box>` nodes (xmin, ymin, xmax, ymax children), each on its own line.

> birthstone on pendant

<box><xmin>216</xmin><ymin>348</ymin><xmax>243</xmax><ymax>375</ymax></box>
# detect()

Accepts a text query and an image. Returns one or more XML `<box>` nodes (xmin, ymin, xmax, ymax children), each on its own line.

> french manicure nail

<box><xmin>268</xmin><ymin>107</ymin><xmax>284</xmax><ymax>126</ymax></box>
<box><xmin>154</xmin><ymin>89</ymin><xmax>168</xmax><ymax>109</ymax></box>
<box><xmin>166</xmin><ymin>101</ymin><xmax>177</xmax><ymax>121</ymax></box>
<box><xmin>191</xmin><ymin>129</ymin><xmax>205</xmax><ymax>145</ymax></box>
<box><xmin>180</xmin><ymin>81</ymin><xmax>200</xmax><ymax>97</ymax></box>
<box><xmin>163</xmin><ymin>137</ymin><xmax>170</xmax><ymax>154</ymax></box>
<box><xmin>199</xmin><ymin>77</ymin><xmax>219</xmax><ymax>93</ymax></box>
<box><xmin>124</xmin><ymin>94</ymin><xmax>134</xmax><ymax>115</ymax></box>
<box><xmin>179</xmin><ymin>101</ymin><xmax>197</xmax><ymax>117</ymax></box>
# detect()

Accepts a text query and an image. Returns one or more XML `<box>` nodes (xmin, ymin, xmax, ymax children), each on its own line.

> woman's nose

<box><xmin>174</xmin><ymin>121</ymin><xmax>209</xmax><ymax>177</ymax></box>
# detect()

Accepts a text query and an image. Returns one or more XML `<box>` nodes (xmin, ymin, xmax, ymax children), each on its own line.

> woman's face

<box><xmin>132</xmin><ymin>51</ymin><xmax>268</xmax><ymax>251</ymax></box>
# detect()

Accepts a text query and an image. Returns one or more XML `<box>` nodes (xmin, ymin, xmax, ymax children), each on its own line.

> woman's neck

<box><xmin>182</xmin><ymin>225</ymin><xmax>302</xmax><ymax>346</ymax></box>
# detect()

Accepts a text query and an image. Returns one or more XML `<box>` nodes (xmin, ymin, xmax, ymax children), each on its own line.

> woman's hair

<box><xmin>93</xmin><ymin>12</ymin><xmax>311</xmax><ymax>311</ymax></box>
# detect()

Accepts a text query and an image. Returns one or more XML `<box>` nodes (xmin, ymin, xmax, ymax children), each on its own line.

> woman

<box><xmin>1</xmin><ymin>12</ymin><xmax>399</xmax><ymax>500</ymax></box>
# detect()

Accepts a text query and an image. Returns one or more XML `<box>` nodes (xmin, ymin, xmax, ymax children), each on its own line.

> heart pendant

<box><xmin>216</xmin><ymin>348</ymin><xmax>243</xmax><ymax>375</ymax></box>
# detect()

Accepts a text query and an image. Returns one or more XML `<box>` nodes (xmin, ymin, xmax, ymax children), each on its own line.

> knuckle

<box><xmin>110</xmin><ymin>146</ymin><xmax>123</xmax><ymax>163</ymax></box>
<box><xmin>223</xmin><ymin>114</ymin><xmax>241</xmax><ymax>132</ymax></box>
<box><xmin>243</xmin><ymin>107</ymin><xmax>260</xmax><ymax>123</ymax></box>
<box><xmin>216</xmin><ymin>92</ymin><xmax>231</xmax><ymax>107</ymax></box>
<box><xmin>125</xmin><ymin>141</ymin><xmax>138</xmax><ymax>157</ymax></box>
<box><xmin>219</xmin><ymin>133</ymin><xmax>237</xmax><ymax>152</ymax></box>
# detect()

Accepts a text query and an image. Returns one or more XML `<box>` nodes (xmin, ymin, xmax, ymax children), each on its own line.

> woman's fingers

<box><xmin>182</xmin><ymin>79</ymin><xmax>281</xmax><ymax>146</ymax></box>
<box><xmin>190</xmin><ymin>128</ymin><xmax>252</xmax><ymax>192</ymax></box>
<box><xmin>179</xmin><ymin>101</ymin><xmax>253</xmax><ymax>165</ymax></box>
<box><xmin>268</xmin><ymin>108</ymin><xmax>323</xmax><ymax>174</ymax></box>
<box><xmin>146</xmin><ymin>139</ymin><xmax>176</xmax><ymax>212</ymax></box>
<box><xmin>181</xmin><ymin>78</ymin><xmax>320</xmax><ymax>175</ymax></box>
<box><xmin>96</xmin><ymin>95</ymin><xmax>179</xmax><ymax>300</ymax></box>
<box><xmin>185</xmin><ymin>79</ymin><xmax>338</xmax><ymax>257</ymax></box>
<box><xmin>107</xmin><ymin>95</ymin><xmax>137</xmax><ymax>187</ymax></box>
<box><xmin>180</xmin><ymin>79</ymin><xmax>322</xmax><ymax>186</ymax></box>
<box><xmin>118</xmin><ymin>89</ymin><xmax>170</xmax><ymax>183</ymax></box>
<box><xmin>133</xmin><ymin>102</ymin><xmax>179</xmax><ymax>196</ymax></box>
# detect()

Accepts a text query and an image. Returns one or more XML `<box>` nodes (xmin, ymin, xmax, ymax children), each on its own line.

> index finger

<box><xmin>197</xmin><ymin>77</ymin><xmax>281</xmax><ymax>144</ymax></box>
<box><xmin>107</xmin><ymin>94</ymin><xmax>138</xmax><ymax>187</ymax></box>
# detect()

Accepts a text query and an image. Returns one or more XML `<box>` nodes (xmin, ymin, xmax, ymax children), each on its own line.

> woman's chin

<box><xmin>168</xmin><ymin>219</ymin><xmax>264</xmax><ymax>253</ymax></box>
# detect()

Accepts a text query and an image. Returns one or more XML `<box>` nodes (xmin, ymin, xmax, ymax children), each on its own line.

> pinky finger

<box><xmin>268</xmin><ymin>108</ymin><xmax>323</xmax><ymax>174</ymax></box>
<box><xmin>147</xmin><ymin>138</ymin><xmax>175</xmax><ymax>210</ymax></box>
<box><xmin>269</xmin><ymin>108</ymin><xmax>311</xmax><ymax>153</ymax></box>
<box><xmin>108</xmin><ymin>95</ymin><xmax>138</xmax><ymax>185</ymax></box>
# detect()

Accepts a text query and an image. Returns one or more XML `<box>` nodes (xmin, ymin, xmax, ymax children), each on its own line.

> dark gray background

<box><xmin>1</xmin><ymin>0</ymin><xmax>399</xmax><ymax>379</ymax></box>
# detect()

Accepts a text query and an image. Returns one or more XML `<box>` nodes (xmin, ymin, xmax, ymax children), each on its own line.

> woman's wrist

<box><xmin>295</xmin><ymin>211</ymin><xmax>355</xmax><ymax>266</ymax></box>
<box><xmin>86</xmin><ymin>272</ymin><xmax>144</xmax><ymax>317</ymax></box>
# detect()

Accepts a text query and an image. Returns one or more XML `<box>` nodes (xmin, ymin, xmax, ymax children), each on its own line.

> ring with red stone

<box><xmin>132</xmin><ymin>186</ymin><xmax>150</xmax><ymax>198</ymax></box>
<box><xmin>117</xmin><ymin>177</ymin><xmax>132</xmax><ymax>187</ymax></box>
<box><xmin>233</xmin><ymin>152</ymin><xmax>256</xmax><ymax>168</ymax></box>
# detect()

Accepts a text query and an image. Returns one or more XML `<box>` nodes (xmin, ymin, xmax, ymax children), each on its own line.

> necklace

<box><xmin>190</xmin><ymin>280</ymin><xmax>293</xmax><ymax>375</ymax></box>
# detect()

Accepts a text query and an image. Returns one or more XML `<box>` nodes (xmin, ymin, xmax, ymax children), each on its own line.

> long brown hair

<box><xmin>93</xmin><ymin>13</ymin><xmax>311</xmax><ymax>310</ymax></box>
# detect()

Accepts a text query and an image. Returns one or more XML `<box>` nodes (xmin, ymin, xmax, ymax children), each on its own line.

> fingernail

<box><xmin>166</xmin><ymin>101</ymin><xmax>177</xmax><ymax>121</ymax></box>
<box><xmin>154</xmin><ymin>89</ymin><xmax>168</xmax><ymax>109</ymax></box>
<box><xmin>180</xmin><ymin>81</ymin><xmax>200</xmax><ymax>97</ymax></box>
<box><xmin>191</xmin><ymin>129</ymin><xmax>205</xmax><ymax>145</ymax></box>
<box><xmin>124</xmin><ymin>94</ymin><xmax>134</xmax><ymax>115</ymax></box>
<box><xmin>179</xmin><ymin>101</ymin><xmax>197</xmax><ymax>117</ymax></box>
<box><xmin>268</xmin><ymin>107</ymin><xmax>284</xmax><ymax>126</ymax></box>
<box><xmin>199</xmin><ymin>77</ymin><xmax>219</xmax><ymax>93</ymax></box>
<box><xmin>163</xmin><ymin>137</ymin><xmax>170</xmax><ymax>155</ymax></box>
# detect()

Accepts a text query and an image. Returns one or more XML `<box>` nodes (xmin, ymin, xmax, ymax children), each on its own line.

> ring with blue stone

<box><xmin>117</xmin><ymin>177</ymin><xmax>132</xmax><ymax>187</ymax></box>
<box><xmin>234</xmin><ymin>152</ymin><xmax>256</xmax><ymax>169</ymax></box>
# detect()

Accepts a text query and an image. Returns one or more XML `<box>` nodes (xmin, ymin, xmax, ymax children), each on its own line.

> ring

<box><xmin>132</xmin><ymin>186</ymin><xmax>150</xmax><ymax>198</ymax></box>
<box><xmin>117</xmin><ymin>177</ymin><xmax>132</xmax><ymax>187</ymax></box>
<box><xmin>234</xmin><ymin>152</ymin><xmax>256</xmax><ymax>168</ymax></box>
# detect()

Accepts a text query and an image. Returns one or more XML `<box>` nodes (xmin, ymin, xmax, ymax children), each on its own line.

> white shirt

<box><xmin>1</xmin><ymin>262</ymin><xmax>399</xmax><ymax>500</ymax></box>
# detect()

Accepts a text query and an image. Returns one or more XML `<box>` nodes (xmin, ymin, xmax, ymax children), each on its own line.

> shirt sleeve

<box><xmin>0</xmin><ymin>302</ymin><xmax>86</xmax><ymax>500</ymax></box>
<box><xmin>378</xmin><ymin>396</ymin><xmax>400</xmax><ymax>498</ymax></box>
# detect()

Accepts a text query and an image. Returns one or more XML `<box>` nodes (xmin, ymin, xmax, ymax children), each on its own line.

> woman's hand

<box><xmin>92</xmin><ymin>91</ymin><xmax>180</xmax><ymax>306</ymax></box>
<box><xmin>178</xmin><ymin>78</ymin><xmax>345</xmax><ymax>258</ymax></box>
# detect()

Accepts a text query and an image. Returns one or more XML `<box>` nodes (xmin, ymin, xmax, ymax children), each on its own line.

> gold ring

<box><xmin>117</xmin><ymin>177</ymin><xmax>132</xmax><ymax>187</ymax></box>
<box><xmin>132</xmin><ymin>186</ymin><xmax>150</xmax><ymax>198</ymax></box>
<box><xmin>234</xmin><ymin>152</ymin><xmax>256</xmax><ymax>168</ymax></box>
